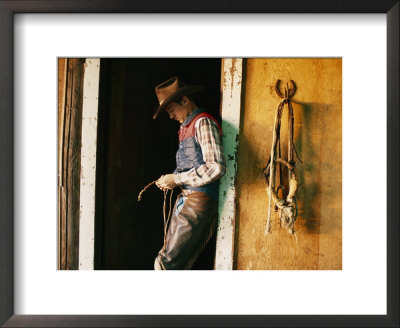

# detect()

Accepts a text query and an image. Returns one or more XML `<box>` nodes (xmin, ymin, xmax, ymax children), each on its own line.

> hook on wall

<box><xmin>274</xmin><ymin>79</ymin><xmax>296</xmax><ymax>99</ymax></box>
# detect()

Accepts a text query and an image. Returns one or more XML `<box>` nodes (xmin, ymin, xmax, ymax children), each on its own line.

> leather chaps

<box><xmin>155</xmin><ymin>191</ymin><xmax>218</xmax><ymax>270</ymax></box>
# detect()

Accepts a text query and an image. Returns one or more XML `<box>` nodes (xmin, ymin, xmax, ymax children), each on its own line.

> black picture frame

<box><xmin>0</xmin><ymin>1</ymin><xmax>398</xmax><ymax>327</ymax></box>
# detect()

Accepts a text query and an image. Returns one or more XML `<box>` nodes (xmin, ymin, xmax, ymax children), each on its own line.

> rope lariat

<box><xmin>263</xmin><ymin>80</ymin><xmax>301</xmax><ymax>238</ymax></box>
<box><xmin>138</xmin><ymin>180</ymin><xmax>174</xmax><ymax>249</ymax></box>
<box><xmin>137</xmin><ymin>180</ymin><xmax>157</xmax><ymax>202</ymax></box>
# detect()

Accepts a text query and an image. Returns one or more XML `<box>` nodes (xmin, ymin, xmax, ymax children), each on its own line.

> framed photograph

<box><xmin>1</xmin><ymin>1</ymin><xmax>398</xmax><ymax>327</ymax></box>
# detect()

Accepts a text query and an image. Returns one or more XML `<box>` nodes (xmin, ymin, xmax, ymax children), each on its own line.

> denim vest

<box><xmin>174</xmin><ymin>109</ymin><xmax>222</xmax><ymax>200</ymax></box>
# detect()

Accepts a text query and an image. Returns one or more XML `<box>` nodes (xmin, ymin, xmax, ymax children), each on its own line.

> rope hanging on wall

<box><xmin>263</xmin><ymin>80</ymin><xmax>302</xmax><ymax>237</ymax></box>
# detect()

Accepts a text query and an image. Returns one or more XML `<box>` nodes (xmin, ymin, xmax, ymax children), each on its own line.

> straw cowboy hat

<box><xmin>153</xmin><ymin>76</ymin><xmax>203</xmax><ymax>119</ymax></box>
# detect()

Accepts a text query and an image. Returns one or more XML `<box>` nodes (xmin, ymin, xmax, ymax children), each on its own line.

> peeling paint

<box><xmin>79</xmin><ymin>58</ymin><xmax>100</xmax><ymax>270</ymax></box>
<box><xmin>215</xmin><ymin>58</ymin><xmax>243</xmax><ymax>270</ymax></box>
<box><xmin>229</xmin><ymin>58</ymin><xmax>237</xmax><ymax>97</ymax></box>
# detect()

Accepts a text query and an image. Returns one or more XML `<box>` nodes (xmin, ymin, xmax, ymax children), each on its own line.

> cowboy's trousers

<box><xmin>154</xmin><ymin>191</ymin><xmax>218</xmax><ymax>270</ymax></box>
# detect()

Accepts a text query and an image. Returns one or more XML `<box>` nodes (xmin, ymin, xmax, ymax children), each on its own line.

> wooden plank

<box><xmin>58</xmin><ymin>58</ymin><xmax>67</xmax><ymax>187</ymax></box>
<box><xmin>60</xmin><ymin>58</ymin><xmax>85</xmax><ymax>270</ymax></box>
<box><xmin>57</xmin><ymin>58</ymin><xmax>67</xmax><ymax>270</ymax></box>
<box><xmin>214</xmin><ymin>58</ymin><xmax>243</xmax><ymax>270</ymax></box>
<box><xmin>60</xmin><ymin>59</ymin><xmax>72</xmax><ymax>270</ymax></box>
<box><xmin>79</xmin><ymin>58</ymin><xmax>100</xmax><ymax>270</ymax></box>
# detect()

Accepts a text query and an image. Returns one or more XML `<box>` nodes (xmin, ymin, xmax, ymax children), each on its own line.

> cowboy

<box><xmin>153</xmin><ymin>76</ymin><xmax>226</xmax><ymax>270</ymax></box>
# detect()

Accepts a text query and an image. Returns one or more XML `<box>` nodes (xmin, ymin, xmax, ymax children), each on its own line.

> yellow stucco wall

<box><xmin>235</xmin><ymin>58</ymin><xmax>342</xmax><ymax>270</ymax></box>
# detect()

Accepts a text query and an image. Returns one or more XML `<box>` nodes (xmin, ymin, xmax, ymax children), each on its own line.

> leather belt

<box><xmin>181</xmin><ymin>188</ymin><xmax>194</xmax><ymax>197</ymax></box>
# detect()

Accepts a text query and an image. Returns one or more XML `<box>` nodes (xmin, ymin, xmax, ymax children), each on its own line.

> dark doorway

<box><xmin>95</xmin><ymin>58</ymin><xmax>222</xmax><ymax>270</ymax></box>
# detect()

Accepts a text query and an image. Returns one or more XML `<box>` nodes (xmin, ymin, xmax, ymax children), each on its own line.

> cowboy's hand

<box><xmin>156</xmin><ymin>174</ymin><xmax>177</xmax><ymax>191</ymax></box>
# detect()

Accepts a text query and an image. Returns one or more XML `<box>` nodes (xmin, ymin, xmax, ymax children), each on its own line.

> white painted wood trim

<box><xmin>78</xmin><ymin>58</ymin><xmax>100</xmax><ymax>270</ymax></box>
<box><xmin>214</xmin><ymin>58</ymin><xmax>243</xmax><ymax>270</ymax></box>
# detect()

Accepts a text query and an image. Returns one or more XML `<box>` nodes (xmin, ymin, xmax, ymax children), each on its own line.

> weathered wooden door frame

<box><xmin>58</xmin><ymin>58</ymin><xmax>85</xmax><ymax>270</ymax></box>
<box><xmin>58</xmin><ymin>58</ymin><xmax>100</xmax><ymax>270</ymax></box>
<box><xmin>78</xmin><ymin>59</ymin><xmax>100</xmax><ymax>269</ymax></box>
<box><xmin>214</xmin><ymin>58</ymin><xmax>243</xmax><ymax>270</ymax></box>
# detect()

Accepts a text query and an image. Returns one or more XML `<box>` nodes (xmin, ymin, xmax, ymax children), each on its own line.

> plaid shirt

<box><xmin>174</xmin><ymin>116</ymin><xmax>226</xmax><ymax>187</ymax></box>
